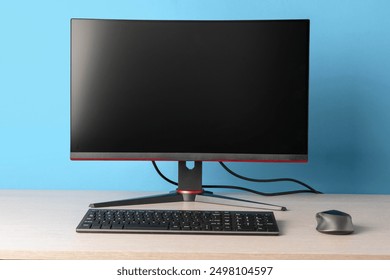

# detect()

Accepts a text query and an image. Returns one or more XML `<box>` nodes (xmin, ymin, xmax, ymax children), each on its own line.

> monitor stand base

<box><xmin>89</xmin><ymin>189</ymin><xmax>286</xmax><ymax>211</ymax></box>
<box><xmin>89</xmin><ymin>161</ymin><xmax>287</xmax><ymax>211</ymax></box>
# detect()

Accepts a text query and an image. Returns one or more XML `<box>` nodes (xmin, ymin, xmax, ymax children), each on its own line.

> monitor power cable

<box><xmin>152</xmin><ymin>161</ymin><xmax>322</xmax><ymax>196</ymax></box>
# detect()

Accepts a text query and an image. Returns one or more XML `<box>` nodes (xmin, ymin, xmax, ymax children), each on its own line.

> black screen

<box><xmin>71</xmin><ymin>19</ymin><xmax>309</xmax><ymax>161</ymax></box>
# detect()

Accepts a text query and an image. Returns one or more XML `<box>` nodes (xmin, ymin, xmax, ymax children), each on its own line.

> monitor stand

<box><xmin>89</xmin><ymin>161</ymin><xmax>286</xmax><ymax>211</ymax></box>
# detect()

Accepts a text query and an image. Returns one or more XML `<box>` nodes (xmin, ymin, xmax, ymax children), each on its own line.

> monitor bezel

<box><xmin>70</xmin><ymin>152</ymin><xmax>308</xmax><ymax>162</ymax></box>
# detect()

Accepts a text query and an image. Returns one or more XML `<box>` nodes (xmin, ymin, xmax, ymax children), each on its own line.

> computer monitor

<box><xmin>71</xmin><ymin>19</ymin><xmax>310</xmax><ymax>210</ymax></box>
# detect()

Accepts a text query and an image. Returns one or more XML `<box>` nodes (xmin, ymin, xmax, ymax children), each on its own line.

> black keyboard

<box><xmin>76</xmin><ymin>209</ymin><xmax>279</xmax><ymax>235</ymax></box>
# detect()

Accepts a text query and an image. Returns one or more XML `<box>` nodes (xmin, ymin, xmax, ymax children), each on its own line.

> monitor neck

<box><xmin>176</xmin><ymin>161</ymin><xmax>204</xmax><ymax>196</ymax></box>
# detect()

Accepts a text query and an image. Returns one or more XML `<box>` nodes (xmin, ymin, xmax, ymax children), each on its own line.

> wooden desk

<box><xmin>0</xmin><ymin>190</ymin><xmax>389</xmax><ymax>259</ymax></box>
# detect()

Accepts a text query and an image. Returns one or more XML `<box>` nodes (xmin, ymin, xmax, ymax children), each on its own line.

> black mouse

<box><xmin>316</xmin><ymin>210</ymin><xmax>354</xmax><ymax>235</ymax></box>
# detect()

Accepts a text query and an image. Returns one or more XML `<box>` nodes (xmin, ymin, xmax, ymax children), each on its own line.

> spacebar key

<box><xmin>124</xmin><ymin>223</ymin><xmax>168</xmax><ymax>230</ymax></box>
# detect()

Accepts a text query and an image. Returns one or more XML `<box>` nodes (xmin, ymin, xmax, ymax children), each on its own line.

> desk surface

<box><xmin>0</xmin><ymin>190</ymin><xmax>389</xmax><ymax>260</ymax></box>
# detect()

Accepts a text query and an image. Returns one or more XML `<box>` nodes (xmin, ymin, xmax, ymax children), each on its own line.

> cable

<box><xmin>152</xmin><ymin>161</ymin><xmax>178</xmax><ymax>186</ymax></box>
<box><xmin>152</xmin><ymin>161</ymin><xmax>322</xmax><ymax>196</ymax></box>
<box><xmin>203</xmin><ymin>185</ymin><xmax>319</xmax><ymax>196</ymax></box>
<box><xmin>218</xmin><ymin>162</ymin><xmax>322</xmax><ymax>194</ymax></box>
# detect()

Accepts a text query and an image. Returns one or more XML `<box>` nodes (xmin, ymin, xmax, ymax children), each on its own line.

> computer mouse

<box><xmin>315</xmin><ymin>210</ymin><xmax>354</xmax><ymax>235</ymax></box>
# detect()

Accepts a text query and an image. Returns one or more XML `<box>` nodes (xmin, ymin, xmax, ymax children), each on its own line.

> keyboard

<box><xmin>76</xmin><ymin>209</ymin><xmax>279</xmax><ymax>235</ymax></box>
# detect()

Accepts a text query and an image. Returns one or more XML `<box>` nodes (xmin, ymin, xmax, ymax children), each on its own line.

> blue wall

<box><xmin>1</xmin><ymin>0</ymin><xmax>390</xmax><ymax>194</ymax></box>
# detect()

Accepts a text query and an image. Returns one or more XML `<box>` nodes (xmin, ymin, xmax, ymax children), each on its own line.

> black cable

<box><xmin>218</xmin><ymin>162</ymin><xmax>322</xmax><ymax>194</ymax></box>
<box><xmin>203</xmin><ymin>185</ymin><xmax>319</xmax><ymax>196</ymax></box>
<box><xmin>152</xmin><ymin>161</ymin><xmax>322</xmax><ymax>196</ymax></box>
<box><xmin>152</xmin><ymin>161</ymin><xmax>178</xmax><ymax>186</ymax></box>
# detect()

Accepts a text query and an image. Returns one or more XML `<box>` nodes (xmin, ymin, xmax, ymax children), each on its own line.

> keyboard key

<box><xmin>80</xmin><ymin>223</ymin><xmax>92</xmax><ymax>229</ymax></box>
<box><xmin>124</xmin><ymin>223</ymin><xmax>168</xmax><ymax>230</ymax></box>
<box><xmin>111</xmin><ymin>223</ymin><xmax>123</xmax><ymax>230</ymax></box>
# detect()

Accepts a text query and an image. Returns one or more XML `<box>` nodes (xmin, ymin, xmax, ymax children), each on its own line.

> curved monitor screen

<box><xmin>71</xmin><ymin>19</ymin><xmax>309</xmax><ymax>161</ymax></box>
